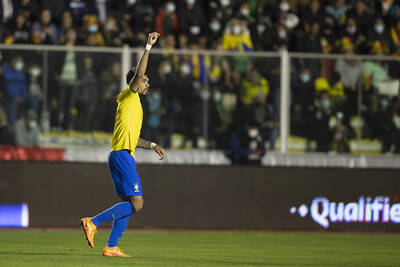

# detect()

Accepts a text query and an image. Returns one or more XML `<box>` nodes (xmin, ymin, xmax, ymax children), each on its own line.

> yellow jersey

<box><xmin>111</xmin><ymin>86</ymin><xmax>143</xmax><ymax>157</ymax></box>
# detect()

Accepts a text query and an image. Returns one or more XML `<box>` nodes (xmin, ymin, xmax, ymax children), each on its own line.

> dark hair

<box><xmin>126</xmin><ymin>67</ymin><xmax>136</xmax><ymax>85</ymax></box>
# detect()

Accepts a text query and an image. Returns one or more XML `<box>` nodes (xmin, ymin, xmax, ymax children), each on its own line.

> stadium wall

<box><xmin>1</xmin><ymin>162</ymin><xmax>400</xmax><ymax>231</ymax></box>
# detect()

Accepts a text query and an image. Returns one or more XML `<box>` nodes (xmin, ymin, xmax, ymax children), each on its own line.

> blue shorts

<box><xmin>108</xmin><ymin>150</ymin><xmax>143</xmax><ymax>197</ymax></box>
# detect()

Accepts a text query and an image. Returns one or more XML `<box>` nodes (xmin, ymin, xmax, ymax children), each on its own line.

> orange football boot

<box><xmin>80</xmin><ymin>217</ymin><xmax>97</xmax><ymax>248</ymax></box>
<box><xmin>102</xmin><ymin>246</ymin><xmax>132</xmax><ymax>257</ymax></box>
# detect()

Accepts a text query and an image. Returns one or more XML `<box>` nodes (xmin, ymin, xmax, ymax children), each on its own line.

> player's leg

<box><xmin>105</xmin><ymin>196</ymin><xmax>142</xmax><ymax>246</ymax></box>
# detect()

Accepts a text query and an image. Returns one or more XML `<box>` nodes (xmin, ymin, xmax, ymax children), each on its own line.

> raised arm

<box><xmin>137</xmin><ymin>137</ymin><xmax>166</xmax><ymax>160</ymax></box>
<box><xmin>129</xmin><ymin>32</ymin><xmax>160</xmax><ymax>92</ymax></box>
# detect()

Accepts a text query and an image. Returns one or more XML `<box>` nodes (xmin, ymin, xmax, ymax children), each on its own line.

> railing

<box><xmin>0</xmin><ymin>44</ymin><xmax>399</xmax><ymax>156</ymax></box>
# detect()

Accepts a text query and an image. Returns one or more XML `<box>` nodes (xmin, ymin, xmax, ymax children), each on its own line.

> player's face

<box><xmin>138</xmin><ymin>76</ymin><xmax>150</xmax><ymax>96</ymax></box>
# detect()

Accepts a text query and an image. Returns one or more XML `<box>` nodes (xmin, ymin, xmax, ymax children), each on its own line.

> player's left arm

<box><xmin>137</xmin><ymin>137</ymin><xmax>166</xmax><ymax>160</ymax></box>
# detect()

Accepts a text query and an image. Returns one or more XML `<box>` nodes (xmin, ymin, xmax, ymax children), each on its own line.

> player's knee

<box><xmin>131</xmin><ymin>197</ymin><xmax>143</xmax><ymax>212</ymax></box>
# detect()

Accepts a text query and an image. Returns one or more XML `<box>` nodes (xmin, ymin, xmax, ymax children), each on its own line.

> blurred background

<box><xmin>0</xmin><ymin>0</ymin><xmax>399</xmax><ymax>231</ymax></box>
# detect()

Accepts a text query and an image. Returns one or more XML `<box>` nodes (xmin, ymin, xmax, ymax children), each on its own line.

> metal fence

<box><xmin>0</xmin><ymin>44</ymin><xmax>399</xmax><ymax>155</ymax></box>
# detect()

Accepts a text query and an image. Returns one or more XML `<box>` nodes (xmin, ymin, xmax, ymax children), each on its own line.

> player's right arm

<box><xmin>129</xmin><ymin>32</ymin><xmax>160</xmax><ymax>92</ymax></box>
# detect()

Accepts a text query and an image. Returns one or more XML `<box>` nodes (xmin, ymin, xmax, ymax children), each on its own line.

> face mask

<box><xmin>278</xmin><ymin>30</ymin><xmax>287</xmax><ymax>39</ymax></box>
<box><xmin>300</xmin><ymin>73</ymin><xmax>310</xmax><ymax>83</ymax></box>
<box><xmin>346</xmin><ymin>26</ymin><xmax>356</xmax><ymax>34</ymax></box>
<box><xmin>214</xmin><ymin>91</ymin><xmax>221</xmax><ymax>102</ymax></box>
<box><xmin>240</xmin><ymin>8</ymin><xmax>250</xmax><ymax>16</ymax></box>
<box><xmin>166</xmin><ymin>3</ymin><xmax>176</xmax><ymax>13</ymax></box>
<box><xmin>164</xmin><ymin>64</ymin><xmax>172</xmax><ymax>74</ymax></box>
<box><xmin>380</xmin><ymin>98</ymin><xmax>389</xmax><ymax>107</ymax></box>
<box><xmin>210</xmin><ymin>22</ymin><xmax>221</xmax><ymax>32</ymax></box>
<box><xmin>152</xmin><ymin>92</ymin><xmax>161</xmax><ymax>101</ymax></box>
<box><xmin>186</xmin><ymin>0</ymin><xmax>195</xmax><ymax>5</ymax></box>
<box><xmin>321</xmin><ymin>99</ymin><xmax>330</xmax><ymax>109</ymax></box>
<box><xmin>15</xmin><ymin>61</ymin><xmax>24</xmax><ymax>71</ymax></box>
<box><xmin>106</xmin><ymin>21</ymin><xmax>115</xmax><ymax>31</ymax></box>
<box><xmin>128</xmin><ymin>0</ymin><xmax>137</xmax><ymax>4</ymax></box>
<box><xmin>280</xmin><ymin>2</ymin><xmax>290</xmax><ymax>12</ymax></box>
<box><xmin>28</xmin><ymin>120</ymin><xmax>37</xmax><ymax>128</ymax></box>
<box><xmin>88</xmin><ymin>24</ymin><xmax>98</xmax><ymax>33</ymax></box>
<box><xmin>190</xmin><ymin>25</ymin><xmax>200</xmax><ymax>35</ymax></box>
<box><xmin>375</xmin><ymin>24</ymin><xmax>384</xmax><ymax>34</ymax></box>
<box><xmin>248</xmin><ymin>128</ymin><xmax>259</xmax><ymax>138</ymax></box>
<box><xmin>257</xmin><ymin>24</ymin><xmax>266</xmax><ymax>34</ymax></box>
<box><xmin>30</xmin><ymin>68</ymin><xmax>41</xmax><ymax>77</ymax></box>
<box><xmin>200</xmin><ymin>90</ymin><xmax>210</xmax><ymax>101</ymax></box>
<box><xmin>220</xmin><ymin>0</ymin><xmax>230</xmax><ymax>7</ymax></box>
<box><xmin>232</xmin><ymin>25</ymin><xmax>241</xmax><ymax>35</ymax></box>
<box><xmin>181</xmin><ymin>64</ymin><xmax>190</xmax><ymax>75</ymax></box>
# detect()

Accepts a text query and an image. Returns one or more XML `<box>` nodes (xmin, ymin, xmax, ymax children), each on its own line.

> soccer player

<box><xmin>80</xmin><ymin>32</ymin><xmax>165</xmax><ymax>257</ymax></box>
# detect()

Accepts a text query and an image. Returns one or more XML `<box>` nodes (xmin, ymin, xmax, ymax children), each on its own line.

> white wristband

<box><xmin>145</xmin><ymin>44</ymin><xmax>152</xmax><ymax>51</ymax></box>
<box><xmin>150</xmin><ymin>142</ymin><xmax>157</xmax><ymax>149</ymax></box>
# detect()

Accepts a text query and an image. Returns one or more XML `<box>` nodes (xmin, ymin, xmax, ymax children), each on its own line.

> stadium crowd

<box><xmin>0</xmin><ymin>0</ymin><xmax>400</xmax><ymax>159</ymax></box>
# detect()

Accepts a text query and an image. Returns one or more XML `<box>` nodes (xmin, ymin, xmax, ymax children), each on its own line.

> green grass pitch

<box><xmin>0</xmin><ymin>229</ymin><xmax>399</xmax><ymax>266</ymax></box>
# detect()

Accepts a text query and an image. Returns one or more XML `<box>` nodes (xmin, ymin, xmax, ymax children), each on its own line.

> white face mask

<box><xmin>186</xmin><ymin>0</ymin><xmax>195</xmax><ymax>5</ymax></box>
<box><xmin>190</xmin><ymin>25</ymin><xmax>201</xmax><ymax>35</ymax></box>
<box><xmin>220</xmin><ymin>0</ymin><xmax>230</xmax><ymax>7</ymax></box>
<box><xmin>30</xmin><ymin>67</ymin><xmax>41</xmax><ymax>77</ymax></box>
<box><xmin>280</xmin><ymin>2</ymin><xmax>290</xmax><ymax>12</ymax></box>
<box><xmin>240</xmin><ymin>8</ymin><xmax>250</xmax><ymax>16</ymax></box>
<box><xmin>375</xmin><ymin>24</ymin><xmax>384</xmax><ymax>34</ymax></box>
<box><xmin>321</xmin><ymin>98</ymin><xmax>330</xmax><ymax>109</ymax></box>
<box><xmin>210</xmin><ymin>22</ymin><xmax>221</xmax><ymax>32</ymax></box>
<box><xmin>278</xmin><ymin>30</ymin><xmax>287</xmax><ymax>39</ymax></box>
<box><xmin>163</xmin><ymin>64</ymin><xmax>172</xmax><ymax>74</ymax></box>
<box><xmin>128</xmin><ymin>0</ymin><xmax>137</xmax><ymax>5</ymax></box>
<box><xmin>232</xmin><ymin>25</ymin><xmax>241</xmax><ymax>35</ymax></box>
<box><xmin>15</xmin><ymin>61</ymin><xmax>24</xmax><ymax>71</ymax></box>
<box><xmin>28</xmin><ymin>120</ymin><xmax>37</xmax><ymax>128</ymax></box>
<box><xmin>257</xmin><ymin>24</ymin><xmax>266</xmax><ymax>34</ymax></box>
<box><xmin>166</xmin><ymin>3</ymin><xmax>176</xmax><ymax>13</ymax></box>
<box><xmin>200</xmin><ymin>90</ymin><xmax>210</xmax><ymax>101</ymax></box>
<box><xmin>346</xmin><ymin>26</ymin><xmax>356</xmax><ymax>34</ymax></box>
<box><xmin>88</xmin><ymin>24</ymin><xmax>98</xmax><ymax>33</ymax></box>
<box><xmin>248</xmin><ymin>128</ymin><xmax>259</xmax><ymax>138</ymax></box>
<box><xmin>180</xmin><ymin>64</ymin><xmax>190</xmax><ymax>75</ymax></box>
<box><xmin>300</xmin><ymin>73</ymin><xmax>310</xmax><ymax>83</ymax></box>
<box><xmin>214</xmin><ymin>91</ymin><xmax>221</xmax><ymax>102</ymax></box>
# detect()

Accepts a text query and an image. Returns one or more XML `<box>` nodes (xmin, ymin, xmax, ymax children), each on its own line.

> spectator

<box><xmin>54</xmin><ymin>28</ymin><xmax>82</xmax><ymax>129</ymax></box>
<box><xmin>223</xmin><ymin>17</ymin><xmax>253</xmax><ymax>51</ymax></box>
<box><xmin>32</xmin><ymin>9</ymin><xmax>58</xmax><ymax>44</ymax></box>
<box><xmin>8</xmin><ymin>12</ymin><xmax>31</xmax><ymax>44</ymax></box>
<box><xmin>207</xmin><ymin>17</ymin><xmax>223</xmax><ymax>48</ymax></box>
<box><xmin>15</xmin><ymin>109</ymin><xmax>40</xmax><ymax>147</ymax></box>
<box><xmin>241</xmin><ymin>68</ymin><xmax>269</xmax><ymax>106</ymax></box>
<box><xmin>339</xmin><ymin>17</ymin><xmax>367</xmax><ymax>53</ymax></box>
<box><xmin>325</xmin><ymin>0</ymin><xmax>348</xmax><ymax>25</ymax></box>
<box><xmin>27</xmin><ymin>63</ymin><xmax>42</xmax><ymax>113</ymax></box>
<box><xmin>58</xmin><ymin>11</ymin><xmax>76</xmax><ymax>44</ymax></box>
<box><xmin>2</xmin><ymin>55</ymin><xmax>28</xmax><ymax>126</ymax></box>
<box><xmin>367</xmin><ymin>17</ymin><xmax>390</xmax><ymax>53</ymax></box>
<box><xmin>348</xmin><ymin>0</ymin><xmax>372</xmax><ymax>35</ymax></box>
<box><xmin>75</xmin><ymin>56</ymin><xmax>97</xmax><ymax>131</ymax></box>
<box><xmin>229</xmin><ymin>120</ymin><xmax>266</xmax><ymax>165</ymax></box>
<box><xmin>81</xmin><ymin>14</ymin><xmax>105</xmax><ymax>46</ymax></box>
<box><xmin>155</xmin><ymin>1</ymin><xmax>178</xmax><ymax>37</ymax></box>
<box><xmin>179</xmin><ymin>0</ymin><xmax>206</xmax><ymax>40</ymax></box>
<box><xmin>291</xmin><ymin>68</ymin><xmax>315</xmax><ymax>145</ymax></box>
<box><xmin>302</xmin><ymin>0</ymin><xmax>325</xmax><ymax>25</ymax></box>
<box><xmin>143</xmin><ymin>87</ymin><xmax>165</xmax><ymax>143</ymax></box>
<box><xmin>375</xmin><ymin>0</ymin><xmax>400</xmax><ymax>25</ymax></box>
<box><xmin>94</xmin><ymin>61</ymin><xmax>120</xmax><ymax>132</ymax></box>
<box><xmin>314</xmin><ymin>91</ymin><xmax>333</xmax><ymax>152</ymax></box>
<box><xmin>0</xmin><ymin>107</ymin><xmax>14</xmax><ymax>145</ymax></box>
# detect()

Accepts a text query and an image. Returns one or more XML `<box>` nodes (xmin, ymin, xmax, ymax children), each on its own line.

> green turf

<box><xmin>0</xmin><ymin>229</ymin><xmax>399</xmax><ymax>266</ymax></box>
